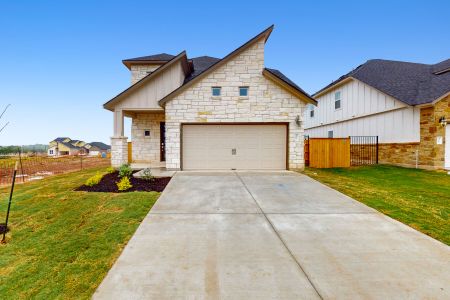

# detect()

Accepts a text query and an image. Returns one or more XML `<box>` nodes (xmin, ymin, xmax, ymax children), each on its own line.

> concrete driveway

<box><xmin>94</xmin><ymin>171</ymin><xmax>450</xmax><ymax>299</ymax></box>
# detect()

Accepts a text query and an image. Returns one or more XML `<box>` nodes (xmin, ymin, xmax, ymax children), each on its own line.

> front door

<box><xmin>160</xmin><ymin>122</ymin><xmax>166</xmax><ymax>162</ymax></box>
<box><xmin>445</xmin><ymin>124</ymin><xmax>450</xmax><ymax>169</ymax></box>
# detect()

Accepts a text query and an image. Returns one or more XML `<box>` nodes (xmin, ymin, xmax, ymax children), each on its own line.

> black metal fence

<box><xmin>350</xmin><ymin>136</ymin><xmax>378</xmax><ymax>166</ymax></box>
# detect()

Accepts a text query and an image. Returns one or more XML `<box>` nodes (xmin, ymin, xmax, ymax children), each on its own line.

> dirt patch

<box><xmin>75</xmin><ymin>171</ymin><xmax>171</xmax><ymax>193</ymax></box>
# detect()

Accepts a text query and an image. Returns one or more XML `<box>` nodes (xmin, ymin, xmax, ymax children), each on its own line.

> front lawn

<box><xmin>304</xmin><ymin>165</ymin><xmax>450</xmax><ymax>245</ymax></box>
<box><xmin>0</xmin><ymin>167</ymin><xmax>159</xmax><ymax>299</ymax></box>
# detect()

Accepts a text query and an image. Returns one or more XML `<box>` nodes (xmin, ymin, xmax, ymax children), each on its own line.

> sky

<box><xmin>0</xmin><ymin>0</ymin><xmax>449</xmax><ymax>145</ymax></box>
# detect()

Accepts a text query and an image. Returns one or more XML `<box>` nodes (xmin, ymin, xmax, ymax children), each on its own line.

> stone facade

<box><xmin>131</xmin><ymin>112</ymin><xmax>165</xmax><ymax>166</ymax></box>
<box><xmin>378</xmin><ymin>95</ymin><xmax>450</xmax><ymax>169</ymax></box>
<box><xmin>164</xmin><ymin>39</ymin><xmax>306</xmax><ymax>170</ymax></box>
<box><xmin>130</xmin><ymin>64</ymin><xmax>162</xmax><ymax>85</ymax></box>
<box><xmin>110</xmin><ymin>137</ymin><xmax>128</xmax><ymax>167</ymax></box>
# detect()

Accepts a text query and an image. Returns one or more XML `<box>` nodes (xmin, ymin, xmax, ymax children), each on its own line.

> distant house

<box><xmin>305</xmin><ymin>58</ymin><xmax>450</xmax><ymax>169</ymax></box>
<box><xmin>84</xmin><ymin>142</ymin><xmax>111</xmax><ymax>157</ymax></box>
<box><xmin>48</xmin><ymin>138</ymin><xmax>110</xmax><ymax>157</ymax></box>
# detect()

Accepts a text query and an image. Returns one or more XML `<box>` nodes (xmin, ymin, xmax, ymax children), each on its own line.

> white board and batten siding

<box><xmin>114</xmin><ymin>61</ymin><xmax>185</xmax><ymax>110</ymax></box>
<box><xmin>304</xmin><ymin>79</ymin><xmax>420</xmax><ymax>143</ymax></box>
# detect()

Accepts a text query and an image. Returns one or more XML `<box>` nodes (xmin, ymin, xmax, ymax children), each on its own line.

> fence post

<box><xmin>2</xmin><ymin>162</ymin><xmax>18</xmax><ymax>243</ymax></box>
<box><xmin>18</xmin><ymin>146</ymin><xmax>24</xmax><ymax>183</ymax></box>
<box><xmin>80</xmin><ymin>155</ymin><xmax>83</xmax><ymax>170</ymax></box>
<box><xmin>376</xmin><ymin>136</ymin><xmax>379</xmax><ymax>164</ymax></box>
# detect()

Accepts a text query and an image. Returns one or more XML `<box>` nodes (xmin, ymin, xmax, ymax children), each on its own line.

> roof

<box><xmin>105</xmin><ymin>25</ymin><xmax>315</xmax><ymax>109</ymax></box>
<box><xmin>122</xmin><ymin>53</ymin><xmax>175</xmax><ymax>69</ymax></box>
<box><xmin>88</xmin><ymin>142</ymin><xmax>110</xmax><ymax>150</ymax></box>
<box><xmin>184</xmin><ymin>56</ymin><xmax>221</xmax><ymax>83</ymax></box>
<box><xmin>59</xmin><ymin>141</ymin><xmax>81</xmax><ymax>149</ymax></box>
<box><xmin>53</xmin><ymin>137</ymin><xmax>70</xmax><ymax>142</ymax></box>
<box><xmin>314</xmin><ymin>58</ymin><xmax>450</xmax><ymax>105</ymax></box>
<box><xmin>104</xmin><ymin>51</ymin><xmax>190</xmax><ymax>110</ymax></box>
<box><xmin>263</xmin><ymin>68</ymin><xmax>317</xmax><ymax>105</ymax></box>
<box><xmin>158</xmin><ymin>25</ymin><xmax>275</xmax><ymax>106</ymax></box>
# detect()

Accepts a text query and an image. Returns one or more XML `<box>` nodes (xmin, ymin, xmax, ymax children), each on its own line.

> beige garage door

<box><xmin>182</xmin><ymin>124</ymin><xmax>287</xmax><ymax>170</ymax></box>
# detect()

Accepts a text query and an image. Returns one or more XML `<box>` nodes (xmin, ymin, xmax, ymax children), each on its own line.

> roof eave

<box><xmin>262</xmin><ymin>69</ymin><xmax>317</xmax><ymax>105</ymax></box>
<box><xmin>122</xmin><ymin>60</ymin><xmax>172</xmax><ymax>70</ymax></box>
<box><xmin>313</xmin><ymin>76</ymin><xmax>354</xmax><ymax>98</ymax></box>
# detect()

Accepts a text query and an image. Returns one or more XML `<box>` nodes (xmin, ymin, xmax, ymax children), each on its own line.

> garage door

<box><xmin>182</xmin><ymin>124</ymin><xmax>287</xmax><ymax>170</ymax></box>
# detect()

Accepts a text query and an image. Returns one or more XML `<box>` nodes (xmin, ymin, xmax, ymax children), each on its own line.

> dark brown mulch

<box><xmin>75</xmin><ymin>171</ymin><xmax>171</xmax><ymax>193</ymax></box>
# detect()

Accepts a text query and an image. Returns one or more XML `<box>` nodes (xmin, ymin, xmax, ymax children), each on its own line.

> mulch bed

<box><xmin>75</xmin><ymin>171</ymin><xmax>171</xmax><ymax>193</ymax></box>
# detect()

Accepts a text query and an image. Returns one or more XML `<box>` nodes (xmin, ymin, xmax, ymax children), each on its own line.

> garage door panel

<box><xmin>182</xmin><ymin>124</ymin><xmax>286</xmax><ymax>170</ymax></box>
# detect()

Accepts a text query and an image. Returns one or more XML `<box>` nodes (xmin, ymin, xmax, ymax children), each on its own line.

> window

<box><xmin>334</xmin><ymin>91</ymin><xmax>341</xmax><ymax>109</ymax></box>
<box><xmin>309</xmin><ymin>105</ymin><xmax>315</xmax><ymax>118</ymax></box>
<box><xmin>144</xmin><ymin>130</ymin><xmax>151</xmax><ymax>137</ymax></box>
<box><xmin>212</xmin><ymin>87</ymin><xmax>221</xmax><ymax>97</ymax></box>
<box><xmin>328</xmin><ymin>130</ymin><xmax>334</xmax><ymax>138</ymax></box>
<box><xmin>239</xmin><ymin>86</ymin><xmax>249</xmax><ymax>97</ymax></box>
<box><xmin>49</xmin><ymin>149</ymin><xmax>54</xmax><ymax>154</ymax></box>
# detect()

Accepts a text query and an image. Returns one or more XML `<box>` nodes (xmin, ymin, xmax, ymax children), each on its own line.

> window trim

<box><xmin>334</xmin><ymin>91</ymin><xmax>342</xmax><ymax>110</ymax></box>
<box><xmin>328</xmin><ymin>130</ymin><xmax>334</xmax><ymax>138</ymax></box>
<box><xmin>212</xmin><ymin>86</ymin><xmax>221</xmax><ymax>97</ymax></box>
<box><xmin>239</xmin><ymin>86</ymin><xmax>249</xmax><ymax>97</ymax></box>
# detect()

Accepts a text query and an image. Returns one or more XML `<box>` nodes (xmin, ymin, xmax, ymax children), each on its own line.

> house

<box><xmin>104</xmin><ymin>25</ymin><xmax>316</xmax><ymax>170</ymax></box>
<box><xmin>48</xmin><ymin>138</ymin><xmax>110</xmax><ymax>157</ymax></box>
<box><xmin>304</xmin><ymin>59</ymin><xmax>450</xmax><ymax>169</ymax></box>
<box><xmin>84</xmin><ymin>142</ymin><xmax>111</xmax><ymax>157</ymax></box>
<box><xmin>48</xmin><ymin>138</ymin><xmax>85</xmax><ymax>156</ymax></box>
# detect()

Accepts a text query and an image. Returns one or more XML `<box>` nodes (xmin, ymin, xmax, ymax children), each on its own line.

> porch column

<box><xmin>111</xmin><ymin>109</ymin><xmax>128</xmax><ymax>167</ymax></box>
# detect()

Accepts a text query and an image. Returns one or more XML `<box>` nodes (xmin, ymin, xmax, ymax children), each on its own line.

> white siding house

<box><xmin>304</xmin><ymin>79</ymin><xmax>420</xmax><ymax>143</ymax></box>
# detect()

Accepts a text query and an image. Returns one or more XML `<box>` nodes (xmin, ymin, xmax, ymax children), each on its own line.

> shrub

<box><xmin>117</xmin><ymin>176</ymin><xmax>132</xmax><ymax>191</ymax></box>
<box><xmin>85</xmin><ymin>172</ymin><xmax>103</xmax><ymax>187</ymax></box>
<box><xmin>118</xmin><ymin>164</ymin><xmax>132</xmax><ymax>178</ymax></box>
<box><xmin>141</xmin><ymin>168</ymin><xmax>154</xmax><ymax>181</ymax></box>
<box><xmin>106</xmin><ymin>166</ymin><xmax>115</xmax><ymax>174</ymax></box>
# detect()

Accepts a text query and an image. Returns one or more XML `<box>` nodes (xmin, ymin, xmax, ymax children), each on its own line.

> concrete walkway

<box><xmin>94</xmin><ymin>171</ymin><xmax>450</xmax><ymax>299</ymax></box>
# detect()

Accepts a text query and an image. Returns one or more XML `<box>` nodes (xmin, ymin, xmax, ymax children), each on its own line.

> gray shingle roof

<box><xmin>123</xmin><ymin>53</ymin><xmax>175</xmax><ymax>62</ymax></box>
<box><xmin>184</xmin><ymin>56</ymin><xmax>221</xmax><ymax>83</ymax></box>
<box><xmin>315</xmin><ymin>58</ymin><xmax>450</xmax><ymax>105</ymax></box>
<box><xmin>88</xmin><ymin>142</ymin><xmax>111</xmax><ymax>150</ymax></box>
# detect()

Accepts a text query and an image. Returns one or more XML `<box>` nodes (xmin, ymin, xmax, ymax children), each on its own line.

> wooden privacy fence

<box><xmin>307</xmin><ymin>138</ymin><xmax>351</xmax><ymax>168</ymax></box>
<box><xmin>305</xmin><ymin>136</ymin><xmax>379</xmax><ymax>168</ymax></box>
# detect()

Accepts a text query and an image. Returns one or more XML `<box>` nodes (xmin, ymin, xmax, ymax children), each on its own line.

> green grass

<box><xmin>0</xmin><ymin>167</ymin><xmax>159</xmax><ymax>299</ymax></box>
<box><xmin>303</xmin><ymin>165</ymin><xmax>450</xmax><ymax>245</ymax></box>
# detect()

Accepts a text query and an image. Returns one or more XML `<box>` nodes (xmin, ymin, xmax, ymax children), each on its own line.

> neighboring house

<box><xmin>104</xmin><ymin>25</ymin><xmax>316</xmax><ymax>170</ymax></box>
<box><xmin>48</xmin><ymin>138</ymin><xmax>110</xmax><ymax>157</ymax></box>
<box><xmin>305</xmin><ymin>59</ymin><xmax>450</xmax><ymax>169</ymax></box>
<box><xmin>84</xmin><ymin>142</ymin><xmax>111</xmax><ymax>157</ymax></box>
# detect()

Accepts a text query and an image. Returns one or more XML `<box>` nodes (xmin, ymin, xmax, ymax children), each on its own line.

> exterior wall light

<box><xmin>439</xmin><ymin>116</ymin><xmax>448</xmax><ymax>127</ymax></box>
<box><xmin>295</xmin><ymin>115</ymin><xmax>301</xmax><ymax>127</ymax></box>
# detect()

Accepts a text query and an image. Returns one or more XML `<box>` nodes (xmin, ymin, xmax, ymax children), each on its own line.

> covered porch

<box><xmin>111</xmin><ymin>109</ymin><xmax>166</xmax><ymax>169</ymax></box>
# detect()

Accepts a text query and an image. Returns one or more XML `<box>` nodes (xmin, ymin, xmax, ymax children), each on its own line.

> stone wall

<box><xmin>130</xmin><ymin>64</ymin><xmax>162</xmax><ymax>85</ymax></box>
<box><xmin>131</xmin><ymin>112</ymin><xmax>165</xmax><ymax>165</ymax></box>
<box><xmin>111</xmin><ymin>137</ymin><xmax>128</xmax><ymax>167</ymax></box>
<box><xmin>378</xmin><ymin>95</ymin><xmax>450</xmax><ymax>169</ymax></box>
<box><xmin>164</xmin><ymin>39</ymin><xmax>306</xmax><ymax>170</ymax></box>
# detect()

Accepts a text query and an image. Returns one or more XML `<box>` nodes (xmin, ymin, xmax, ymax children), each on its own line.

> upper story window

<box><xmin>309</xmin><ymin>104</ymin><xmax>315</xmax><ymax>118</ymax></box>
<box><xmin>334</xmin><ymin>91</ymin><xmax>342</xmax><ymax>110</ymax></box>
<box><xmin>328</xmin><ymin>130</ymin><xmax>334</xmax><ymax>138</ymax></box>
<box><xmin>212</xmin><ymin>87</ymin><xmax>221</xmax><ymax>97</ymax></box>
<box><xmin>239</xmin><ymin>86</ymin><xmax>249</xmax><ymax>97</ymax></box>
